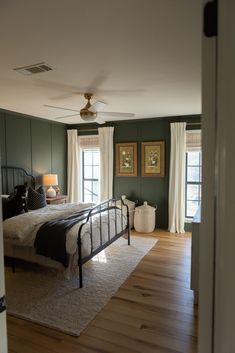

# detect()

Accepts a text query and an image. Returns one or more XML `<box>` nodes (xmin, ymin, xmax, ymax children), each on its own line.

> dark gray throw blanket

<box><xmin>34</xmin><ymin>208</ymin><xmax>91</xmax><ymax>267</ymax></box>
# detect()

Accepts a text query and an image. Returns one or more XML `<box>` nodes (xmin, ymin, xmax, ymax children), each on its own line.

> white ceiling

<box><xmin>0</xmin><ymin>0</ymin><xmax>201</xmax><ymax>124</ymax></box>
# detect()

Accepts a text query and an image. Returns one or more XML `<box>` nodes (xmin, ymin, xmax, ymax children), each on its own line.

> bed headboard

<box><xmin>1</xmin><ymin>166</ymin><xmax>36</xmax><ymax>195</ymax></box>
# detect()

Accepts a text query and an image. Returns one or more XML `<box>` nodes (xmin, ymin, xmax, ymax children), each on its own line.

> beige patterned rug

<box><xmin>5</xmin><ymin>235</ymin><xmax>157</xmax><ymax>336</ymax></box>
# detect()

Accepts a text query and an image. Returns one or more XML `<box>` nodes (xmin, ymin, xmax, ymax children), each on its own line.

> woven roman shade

<box><xmin>186</xmin><ymin>130</ymin><xmax>201</xmax><ymax>151</ymax></box>
<box><xmin>79</xmin><ymin>135</ymin><xmax>99</xmax><ymax>149</ymax></box>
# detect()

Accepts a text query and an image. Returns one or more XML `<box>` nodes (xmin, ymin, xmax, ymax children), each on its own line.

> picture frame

<box><xmin>116</xmin><ymin>142</ymin><xmax>137</xmax><ymax>177</ymax></box>
<box><xmin>141</xmin><ymin>141</ymin><xmax>165</xmax><ymax>177</ymax></box>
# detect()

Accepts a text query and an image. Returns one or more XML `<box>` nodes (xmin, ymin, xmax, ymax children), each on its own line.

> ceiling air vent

<box><xmin>14</xmin><ymin>62</ymin><xmax>53</xmax><ymax>75</ymax></box>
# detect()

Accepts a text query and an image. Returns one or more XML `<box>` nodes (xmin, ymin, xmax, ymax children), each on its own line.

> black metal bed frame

<box><xmin>1</xmin><ymin>166</ymin><xmax>36</xmax><ymax>194</ymax></box>
<box><xmin>1</xmin><ymin>166</ymin><xmax>130</xmax><ymax>287</ymax></box>
<box><xmin>77</xmin><ymin>198</ymin><xmax>130</xmax><ymax>288</ymax></box>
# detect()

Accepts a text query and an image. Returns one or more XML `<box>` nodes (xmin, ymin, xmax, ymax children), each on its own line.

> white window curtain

<box><xmin>168</xmin><ymin>122</ymin><xmax>186</xmax><ymax>233</ymax></box>
<box><xmin>67</xmin><ymin>129</ymin><xmax>80</xmax><ymax>203</ymax></box>
<box><xmin>98</xmin><ymin>127</ymin><xmax>114</xmax><ymax>201</ymax></box>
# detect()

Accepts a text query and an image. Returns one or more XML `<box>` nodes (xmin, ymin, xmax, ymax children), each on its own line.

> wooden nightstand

<box><xmin>46</xmin><ymin>195</ymin><xmax>68</xmax><ymax>205</ymax></box>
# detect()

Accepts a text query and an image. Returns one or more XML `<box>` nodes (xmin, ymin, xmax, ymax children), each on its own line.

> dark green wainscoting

<box><xmin>0</xmin><ymin>110</ymin><xmax>67</xmax><ymax>194</ymax></box>
<box><xmin>71</xmin><ymin>115</ymin><xmax>201</xmax><ymax>229</ymax></box>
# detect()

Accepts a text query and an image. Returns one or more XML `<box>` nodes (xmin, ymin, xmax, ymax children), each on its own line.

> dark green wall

<box><xmin>113</xmin><ymin>119</ymin><xmax>170</xmax><ymax>229</ymax></box>
<box><xmin>1</xmin><ymin>109</ymin><xmax>200</xmax><ymax>229</ymax></box>
<box><xmin>0</xmin><ymin>110</ymin><xmax>67</xmax><ymax>194</ymax></box>
<box><xmin>71</xmin><ymin>115</ymin><xmax>201</xmax><ymax>229</ymax></box>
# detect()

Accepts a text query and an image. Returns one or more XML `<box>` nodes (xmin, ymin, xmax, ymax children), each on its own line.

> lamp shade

<box><xmin>43</xmin><ymin>174</ymin><xmax>58</xmax><ymax>186</ymax></box>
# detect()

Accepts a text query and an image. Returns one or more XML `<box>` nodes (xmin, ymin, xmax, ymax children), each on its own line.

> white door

<box><xmin>199</xmin><ymin>0</ymin><xmax>235</xmax><ymax>352</ymax></box>
<box><xmin>0</xmin><ymin>160</ymin><xmax>8</xmax><ymax>353</ymax></box>
<box><xmin>213</xmin><ymin>0</ymin><xmax>235</xmax><ymax>351</ymax></box>
<box><xmin>199</xmin><ymin>1</ymin><xmax>217</xmax><ymax>352</ymax></box>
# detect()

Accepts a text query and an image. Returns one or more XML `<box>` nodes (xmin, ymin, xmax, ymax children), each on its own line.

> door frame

<box><xmin>199</xmin><ymin>0</ymin><xmax>235</xmax><ymax>352</ymax></box>
<box><xmin>0</xmin><ymin>156</ymin><xmax>8</xmax><ymax>353</ymax></box>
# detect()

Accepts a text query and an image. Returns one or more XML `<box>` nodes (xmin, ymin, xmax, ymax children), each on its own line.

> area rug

<box><xmin>5</xmin><ymin>236</ymin><xmax>157</xmax><ymax>336</ymax></box>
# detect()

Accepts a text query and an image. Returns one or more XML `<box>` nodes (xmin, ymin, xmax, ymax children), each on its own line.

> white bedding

<box><xmin>3</xmin><ymin>202</ymin><xmax>127</xmax><ymax>259</ymax></box>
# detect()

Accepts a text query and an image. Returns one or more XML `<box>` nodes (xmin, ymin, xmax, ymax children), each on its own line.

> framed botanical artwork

<box><xmin>141</xmin><ymin>141</ymin><xmax>165</xmax><ymax>177</ymax></box>
<box><xmin>116</xmin><ymin>142</ymin><xmax>137</xmax><ymax>177</ymax></box>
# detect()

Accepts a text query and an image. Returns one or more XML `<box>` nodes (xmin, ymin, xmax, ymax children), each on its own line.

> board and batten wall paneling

<box><xmin>51</xmin><ymin>123</ymin><xmax>67</xmax><ymax>194</ymax></box>
<box><xmin>31</xmin><ymin>119</ymin><xmax>52</xmax><ymax>177</ymax></box>
<box><xmin>0</xmin><ymin>113</ymin><xmax>6</xmax><ymax>166</ymax></box>
<box><xmin>112</xmin><ymin>117</ymin><xmax>200</xmax><ymax>229</ymax></box>
<box><xmin>0</xmin><ymin>110</ymin><xmax>67</xmax><ymax>194</ymax></box>
<box><xmin>71</xmin><ymin>115</ymin><xmax>201</xmax><ymax>229</ymax></box>
<box><xmin>113</xmin><ymin>119</ymin><xmax>171</xmax><ymax>229</ymax></box>
<box><xmin>5</xmin><ymin>114</ymin><xmax>31</xmax><ymax>171</ymax></box>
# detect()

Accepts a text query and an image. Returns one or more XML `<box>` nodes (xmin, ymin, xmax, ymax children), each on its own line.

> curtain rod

<box><xmin>76</xmin><ymin>122</ymin><xmax>201</xmax><ymax>132</ymax></box>
<box><xmin>78</xmin><ymin>128</ymin><xmax>98</xmax><ymax>133</ymax></box>
<box><xmin>187</xmin><ymin>122</ymin><xmax>201</xmax><ymax>126</ymax></box>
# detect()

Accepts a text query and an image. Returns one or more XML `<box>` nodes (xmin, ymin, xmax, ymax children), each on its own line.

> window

<box><xmin>185</xmin><ymin>150</ymin><xmax>202</xmax><ymax>218</ymax></box>
<box><xmin>185</xmin><ymin>130</ymin><xmax>202</xmax><ymax>219</ymax></box>
<box><xmin>82</xmin><ymin>149</ymin><xmax>100</xmax><ymax>203</ymax></box>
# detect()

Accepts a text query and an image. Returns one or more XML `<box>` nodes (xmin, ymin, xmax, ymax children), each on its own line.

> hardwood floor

<box><xmin>7</xmin><ymin>230</ymin><xmax>197</xmax><ymax>353</ymax></box>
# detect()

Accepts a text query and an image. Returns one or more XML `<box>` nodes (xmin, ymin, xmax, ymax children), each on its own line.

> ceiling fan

<box><xmin>44</xmin><ymin>93</ymin><xmax>135</xmax><ymax>124</ymax></box>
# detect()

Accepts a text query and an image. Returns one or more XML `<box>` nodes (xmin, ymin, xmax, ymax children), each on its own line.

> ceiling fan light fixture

<box><xmin>80</xmin><ymin>93</ymin><xmax>98</xmax><ymax>122</ymax></box>
<box><xmin>80</xmin><ymin>110</ymin><xmax>97</xmax><ymax>122</ymax></box>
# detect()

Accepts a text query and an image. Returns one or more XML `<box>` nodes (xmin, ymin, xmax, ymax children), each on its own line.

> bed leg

<box><xmin>79</xmin><ymin>264</ymin><xmax>83</xmax><ymax>288</ymax></box>
<box><xmin>128</xmin><ymin>228</ymin><xmax>131</xmax><ymax>245</ymax></box>
<box><xmin>78</xmin><ymin>230</ymin><xmax>83</xmax><ymax>288</ymax></box>
<box><xmin>126</xmin><ymin>205</ymin><xmax>130</xmax><ymax>245</ymax></box>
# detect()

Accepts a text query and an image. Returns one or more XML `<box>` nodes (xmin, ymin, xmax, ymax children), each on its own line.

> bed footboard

<box><xmin>77</xmin><ymin>198</ymin><xmax>130</xmax><ymax>288</ymax></box>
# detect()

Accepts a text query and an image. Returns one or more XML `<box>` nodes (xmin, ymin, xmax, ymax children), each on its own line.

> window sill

<box><xmin>185</xmin><ymin>218</ymin><xmax>193</xmax><ymax>223</ymax></box>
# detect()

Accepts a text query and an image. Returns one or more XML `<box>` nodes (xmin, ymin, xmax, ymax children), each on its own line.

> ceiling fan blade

<box><xmin>54</xmin><ymin>114</ymin><xmax>80</xmax><ymax>120</ymax></box>
<box><xmin>44</xmin><ymin>104</ymin><xmax>80</xmax><ymax>113</ymax></box>
<box><xmin>87</xmin><ymin>71</ymin><xmax>109</xmax><ymax>92</ymax></box>
<box><xmin>89</xmin><ymin>101</ymin><xmax>106</xmax><ymax>113</ymax></box>
<box><xmin>50</xmin><ymin>92</ymin><xmax>80</xmax><ymax>101</ymax></box>
<box><xmin>95</xmin><ymin>117</ymin><xmax>106</xmax><ymax>125</ymax></box>
<box><xmin>33</xmin><ymin>78</ymin><xmax>82</xmax><ymax>93</ymax></box>
<box><xmin>33</xmin><ymin>73</ymin><xmax>109</xmax><ymax>101</ymax></box>
<box><xmin>98</xmin><ymin>112</ymin><xmax>135</xmax><ymax>118</ymax></box>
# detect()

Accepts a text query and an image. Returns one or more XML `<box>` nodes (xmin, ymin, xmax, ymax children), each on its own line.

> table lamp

<box><xmin>43</xmin><ymin>174</ymin><xmax>58</xmax><ymax>197</ymax></box>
